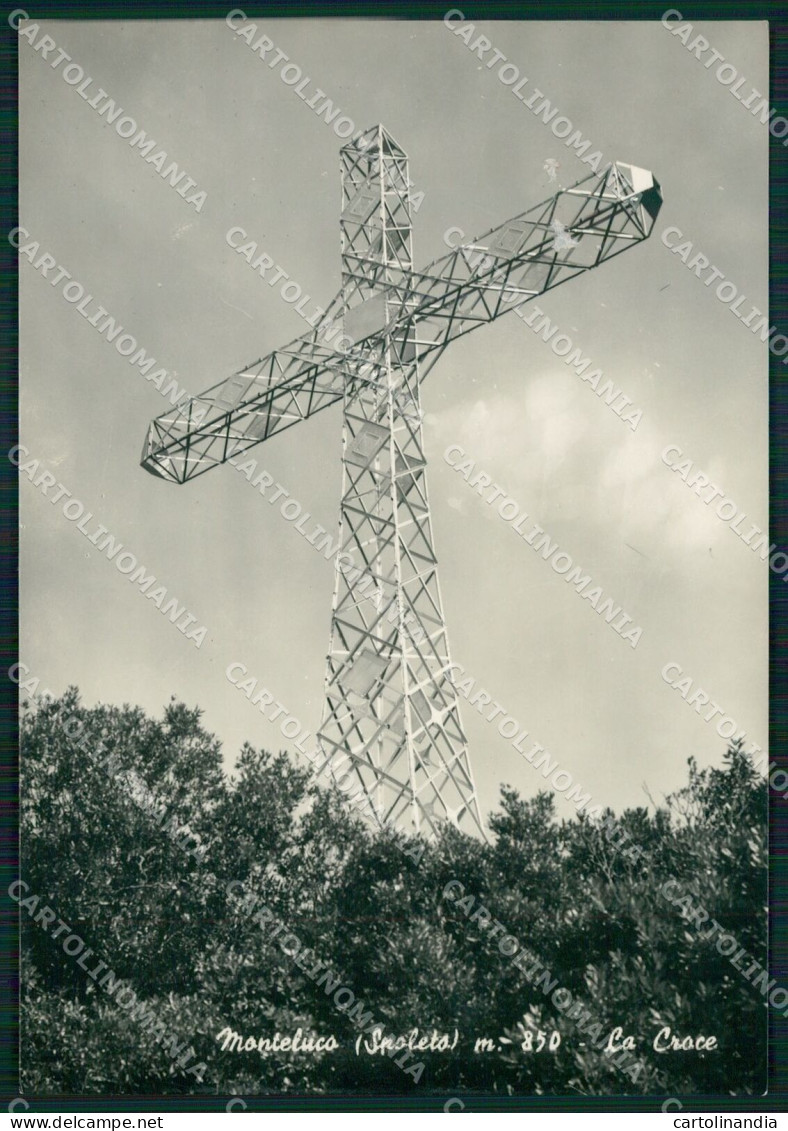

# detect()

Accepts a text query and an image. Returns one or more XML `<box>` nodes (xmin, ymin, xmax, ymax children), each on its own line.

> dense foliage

<box><xmin>19</xmin><ymin>689</ymin><xmax>767</xmax><ymax>1097</ymax></box>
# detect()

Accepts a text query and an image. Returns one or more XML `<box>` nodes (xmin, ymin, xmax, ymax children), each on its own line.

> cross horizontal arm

<box><xmin>349</xmin><ymin>161</ymin><xmax>663</xmax><ymax>375</ymax></box>
<box><xmin>140</xmin><ymin>310</ymin><xmax>389</xmax><ymax>484</ymax></box>
<box><xmin>141</xmin><ymin>162</ymin><xmax>661</xmax><ymax>484</ymax></box>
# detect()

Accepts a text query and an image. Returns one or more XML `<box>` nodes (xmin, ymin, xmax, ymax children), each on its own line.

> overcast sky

<box><xmin>20</xmin><ymin>17</ymin><xmax>768</xmax><ymax>827</ymax></box>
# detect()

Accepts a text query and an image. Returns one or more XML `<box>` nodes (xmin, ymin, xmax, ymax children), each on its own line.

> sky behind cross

<box><xmin>19</xmin><ymin>16</ymin><xmax>768</xmax><ymax>825</ymax></box>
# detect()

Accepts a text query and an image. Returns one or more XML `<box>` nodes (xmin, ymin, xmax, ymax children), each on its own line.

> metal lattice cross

<box><xmin>142</xmin><ymin>124</ymin><xmax>662</xmax><ymax>839</ymax></box>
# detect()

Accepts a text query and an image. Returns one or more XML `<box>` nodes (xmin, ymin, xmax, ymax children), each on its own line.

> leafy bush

<box><xmin>18</xmin><ymin>690</ymin><xmax>767</xmax><ymax>1096</ymax></box>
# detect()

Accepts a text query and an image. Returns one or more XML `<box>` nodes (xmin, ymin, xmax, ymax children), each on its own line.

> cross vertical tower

<box><xmin>318</xmin><ymin>126</ymin><xmax>484</xmax><ymax>839</ymax></box>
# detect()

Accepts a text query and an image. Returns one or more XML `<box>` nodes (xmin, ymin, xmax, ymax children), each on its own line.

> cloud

<box><xmin>428</xmin><ymin>378</ymin><xmax>734</xmax><ymax>566</ymax></box>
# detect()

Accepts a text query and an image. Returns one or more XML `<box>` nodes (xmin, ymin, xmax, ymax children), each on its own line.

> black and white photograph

<box><xmin>13</xmin><ymin>10</ymin><xmax>775</xmax><ymax>1107</ymax></box>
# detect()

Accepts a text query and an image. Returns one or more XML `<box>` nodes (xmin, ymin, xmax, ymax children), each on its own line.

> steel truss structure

<box><xmin>142</xmin><ymin>124</ymin><xmax>662</xmax><ymax>840</ymax></box>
